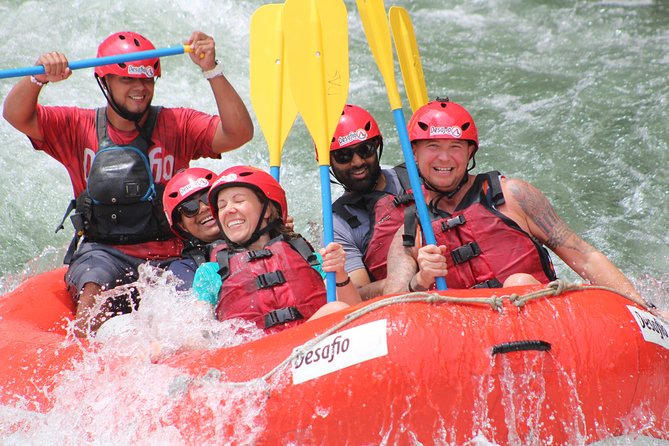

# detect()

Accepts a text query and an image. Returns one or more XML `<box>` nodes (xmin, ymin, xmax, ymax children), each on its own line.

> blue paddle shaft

<box><xmin>320</xmin><ymin>165</ymin><xmax>337</xmax><ymax>302</ymax></box>
<box><xmin>270</xmin><ymin>166</ymin><xmax>281</xmax><ymax>183</ymax></box>
<box><xmin>0</xmin><ymin>46</ymin><xmax>187</xmax><ymax>80</ymax></box>
<box><xmin>392</xmin><ymin>108</ymin><xmax>448</xmax><ymax>290</ymax></box>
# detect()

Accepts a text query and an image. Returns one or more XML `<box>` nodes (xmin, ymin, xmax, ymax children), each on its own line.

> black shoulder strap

<box><xmin>95</xmin><ymin>106</ymin><xmax>162</xmax><ymax>152</ymax></box>
<box><xmin>402</xmin><ymin>204</ymin><xmax>418</xmax><ymax>247</ymax></box>
<box><xmin>286</xmin><ymin>235</ymin><xmax>320</xmax><ymax>266</ymax></box>
<box><xmin>483</xmin><ymin>170</ymin><xmax>505</xmax><ymax>207</ymax></box>
<box><xmin>215</xmin><ymin>247</ymin><xmax>231</xmax><ymax>282</ymax></box>
<box><xmin>392</xmin><ymin>163</ymin><xmax>413</xmax><ymax>192</ymax></box>
<box><xmin>332</xmin><ymin>196</ymin><xmax>362</xmax><ymax>229</ymax></box>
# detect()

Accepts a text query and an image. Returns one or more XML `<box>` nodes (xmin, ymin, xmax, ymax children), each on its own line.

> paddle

<box><xmin>0</xmin><ymin>45</ymin><xmax>194</xmax><ymax>80</ymax></box>
<box><xmin>250</xmin><ymin>4</ymin><xmax>298</xmax><ymax>182</ymax></box>
<box><xmin>355</xmin><ymin>0</ymin><xmax>447</xmax><ymax>290</ymax></box>
<box><xmin>389</xmin><ymin>6</ymin><xmax>428</xmax><ymax>114</ymax></box>
<box><xmin>283</xmin><ymin>0</ymin><xmax>350</xmax><ymax>302</ymax></box>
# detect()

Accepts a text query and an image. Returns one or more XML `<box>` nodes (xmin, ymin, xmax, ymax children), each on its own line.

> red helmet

<box><xmin>163</xmin><ymin>167</ymin><xmax>215</xmax><ymax>238</ymax></box>
<box><xmin>208</xmin><ymin>166</ymin><xmax>288</xmax><ymax>222</ymax></box>
<box><xmin>95</xmin><ymin>31</ymin><xmax>161</xmax><ymax>78</ymax></box>
<box><xmin>331</xmin><ymin>104</ymin><xmax>381</xmax><ymax>151</ymax></box>
<box><xmin>408</xmin><ymin>100</ymin><xmax>478</xmax><ymax>151</ymax></box>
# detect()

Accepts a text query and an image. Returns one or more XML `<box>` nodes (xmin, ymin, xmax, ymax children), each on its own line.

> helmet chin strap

<box><xmin>95</xmin><ymin>76</ymin><xmax>151</xmax><ymax>142</ymax></box>
<box><xmin>223</xmin><ymin>199</ymin><xmax>280</xmax><ymax>249</ymax></box>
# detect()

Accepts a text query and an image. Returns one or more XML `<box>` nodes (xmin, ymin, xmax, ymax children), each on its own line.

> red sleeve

<box><xmin>31</xmin><ymin>105</ymin><xmax>97</xmax><ymax>196</ymax></box>
<box><xmin>154</xmin><ymin>107</ymin><xmax>222</xmax><ymax>161</ymax></box>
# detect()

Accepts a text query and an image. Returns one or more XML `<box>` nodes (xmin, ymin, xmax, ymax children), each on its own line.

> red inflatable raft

<box><xmin>1</xmin><ymin>268</ymin><xmax>668</xmax><ymax>444</ymax></box>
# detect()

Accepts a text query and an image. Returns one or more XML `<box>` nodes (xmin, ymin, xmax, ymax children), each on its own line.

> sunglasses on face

<box><xmin>177</xmin><ymin>190</ymin><xmax>209</xmax><ymax>218</ymax></box>
<box><xmin>331</xmin><ymin>139</ymin><xmax>379</xmax><ymax>164</ymax></box>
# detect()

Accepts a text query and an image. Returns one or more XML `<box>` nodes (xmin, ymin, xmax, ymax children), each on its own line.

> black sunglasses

<box><xmin>177</xmin><ymin>190</ymin><xmax>209</xmax><ymax>218</ymax></box>
<box><xmin>331</xmin><ymin>139</ymin><xmax>379</xmax><ymax>164</ymax></box>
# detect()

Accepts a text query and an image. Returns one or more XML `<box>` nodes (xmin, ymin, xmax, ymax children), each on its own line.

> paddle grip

<box><xmin>0</xmin><ymin>46</ymin><xmax>187</xmax><ymax>80</ymax></box>
<box><xmin>320</xmin><ymin>165</ymin><xmax>337</xmax><ymax>302</ymax></box>
<box><xmin>392</xmin><ymin>108</ymin><xmax>447</xmax><ymax>290</ymax></box>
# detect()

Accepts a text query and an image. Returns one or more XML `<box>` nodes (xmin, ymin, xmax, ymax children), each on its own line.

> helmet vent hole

<box><xmin>418</xmin><ymin>122</ymin><xmax>429</xmax><ymax>131</ymax></box>
<box><xmin>119</xmin><ymin>35</ymin><xmax>126</xmax><ymax>41</ymax></box>
<box><xmin>118</xmin><ymin>63</ymin><xmax>126</xmax><ymax>69</ymax></box>
<box><xmin>462</xmin><ymin>122</ymin><xmax>470</xmax><ymax>131</ymax></box>
<box><xmin>239</xmin><ymin>172</ymin><xmax>253</xmax><ymax>177</ymax></box>
<box><xmin>364</xmin><ymin>121</ymin><xmax>372</xmax><ymax>131</ymax></box>
<box><xmin>205</xmin><ymin>173</ymin><xmax>214</xmax><ymax>180</ymax></box>
<box><xmin>168</xmin><ymin>192</ymin><xmax>178</xmax><ymax>198</ymax></box>
<box><xmin>133</xmin><ymin>38</ymin><xmax>141</xmax><ymax>47</ymax></box>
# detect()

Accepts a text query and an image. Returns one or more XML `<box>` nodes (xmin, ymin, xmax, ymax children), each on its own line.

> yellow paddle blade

<box><xmin>389</xmin><ymin>6</ymin><xmax>428</xmax><ymax>114</ymax></box>
<box><xmin>250</xmin><ymin>4</ymin><xmax>298</xmax><ymax>169</ymax></box>
<box><xmin>355</xmin><ymin>0</ymin><xmax>402</xmax><ymax>110</ymax></box>
<box><xmin>283</xmin><ymin>0</ymin><xmax>349</xmax><ymax>166</ymax></box>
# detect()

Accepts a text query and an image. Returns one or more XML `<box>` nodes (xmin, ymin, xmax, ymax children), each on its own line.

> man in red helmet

<box><xmin>383</xmin><ymin>99</ymin><xmax>649</xmax><ymax>306</ymax></box>
<box><xmin>2</xmin><ymin>31</ymin><xmax>253</xmax><ymax>335</ymax></box>
<box><xmin>328</xmin><ymin>104</ymin><xmax>413</xmax><ymax>299</ymax></box>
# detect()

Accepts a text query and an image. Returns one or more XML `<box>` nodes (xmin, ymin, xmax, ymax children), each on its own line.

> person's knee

<box><xmin>503</xmin><ymin>273</ymin><xmax>541</xmax><ymax>287</ymax></box>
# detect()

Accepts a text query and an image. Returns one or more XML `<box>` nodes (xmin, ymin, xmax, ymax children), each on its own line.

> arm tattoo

<box><xmin>509</xmin><ymin>182</ymin><xmax>593</xmax><ymax>253</ymax></box>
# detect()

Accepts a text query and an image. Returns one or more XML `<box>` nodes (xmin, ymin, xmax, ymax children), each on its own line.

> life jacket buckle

<box><xmin>450</xmin><ymin>242</ymin><xmax>481</xmax><ymax>264</ymax></box>
<box><xmin>264</xmin><ymin>306</ymin><xmax>304</xmax><ymax>329</ymax></box>
<box><xmin>472</xmin><ymin>278</ymin><xmax>503</xmax><ymax>288</ymax></box>
<box><xmin>441</xmin><ymin>214</ymin><xmax>466</xmax><ymax>231</ymax></box>
<box><xmin>248</xmin><ymin>249</ymin><xmax>273</xmax><ymax>261</ymax></box>
<box><xmin>255</xmin><ymin>270</ymin><xmax>286</xmax><ymax>289</ymax></box>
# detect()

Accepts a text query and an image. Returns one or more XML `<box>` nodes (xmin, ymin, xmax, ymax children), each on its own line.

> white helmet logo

<box><xmin>127</xmin><ymin>65</ymin><xmax>155</xmax><ymax>78</ymax></box>
<box><xmin>338</xmin><ymin>129</ymin><xmax>368</xmax><ymax>146</ymax></box>
<box><xmin>429</xmin><ymin>125</ymin><xmax>462</xmax><ymax>138</ymax></box>
<box><xmin>178</xmin><ymin>178</ymin><xmax>209</xmax><ymax>197</ymax></box>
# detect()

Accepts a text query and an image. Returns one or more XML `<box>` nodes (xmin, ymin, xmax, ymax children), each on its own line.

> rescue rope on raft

<box><xmin>222</xmin><ymin>279</ymin><xmax>654</xmax><ymax>386</ymax></box>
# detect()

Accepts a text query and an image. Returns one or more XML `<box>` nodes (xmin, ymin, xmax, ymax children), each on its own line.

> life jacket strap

<box><xmin>264</xmin><ymin>306</ymin><xmax>303</xmax><ymax>329</ymax></box>
<box><xmin>255</xmin><ymin>270</ymin><xmax>286</xmax><ymax>290</ymax></box>
<box><xmin>472</xmin><ymin>278</ymin><xmax>503</xmax><ymax>289</ymax></box>
<box><xmin>440</xmin><ymin>215</ymin><xmax>466</xmax><ymax>231</ymax></box>
<box><xmin>451</xmin><ymin>242</ymin><xmax>481</xmax><ymax>265</ymax></box>
<box><xmin>247</xmin><ymin>249</ymin><xmax>273</xmax><ymax>260</ymax></box>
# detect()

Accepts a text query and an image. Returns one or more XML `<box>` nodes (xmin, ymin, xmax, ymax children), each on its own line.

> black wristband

<box><xmin>336</xmin><ymin>276</ymin><xmax>351</xmax><ymax>287</ymax></box>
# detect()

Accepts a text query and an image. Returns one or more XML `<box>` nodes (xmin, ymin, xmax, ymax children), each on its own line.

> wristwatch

<box><xmin>202</xmin><ymin>60</ymin><xmax>225</xmax><ymax>80</ymax></box>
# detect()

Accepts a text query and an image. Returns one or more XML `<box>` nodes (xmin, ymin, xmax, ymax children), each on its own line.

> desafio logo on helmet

<box><xmin>338</xmin><ymin>129</ymin><xmax>368</xmax><ymax>146</ymax></box>
<box><xmin>179</xmin><ymin>178</ymin><xmax>209</xmax><ymax>197</ymax></box>
<box><xmin>213</xmin><ymin>174</ymin><xmax>238</xmax><ymax>188</ymax></box>
<box><xmin>429</xmin><ymin>126</ymin><xmax>462</xmax><ymax>138</ymax></box>
<box><xmin>127</xmin><ymin>65</ymin><xmax>155</xmax><ymax>78</ymax></box>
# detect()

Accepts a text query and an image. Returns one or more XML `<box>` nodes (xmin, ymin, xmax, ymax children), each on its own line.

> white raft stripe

<box><xmin>291</xmin><ymin>319</ymin><xmax>388</xmax><ymax>385</ymax></box>
<box><xmin>627</xmin><ymin>305</ymin><xmax>669</xmax><ymax>350</ymax></box>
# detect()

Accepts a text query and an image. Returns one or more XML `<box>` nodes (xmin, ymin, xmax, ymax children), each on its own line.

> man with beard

<box><xmin>328</xmin><ymin>105</ymin><xmax>413</xmax><ymax>299</ymax></box>
<box><xmin>2</xmin><ymin>31</ymin><xmax>253</xmax><ymax>335</ymax></box>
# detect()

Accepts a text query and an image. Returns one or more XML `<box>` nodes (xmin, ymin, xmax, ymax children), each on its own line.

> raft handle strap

<box><xmin>491</xmin><ymin>340</ymin><xmax>552</xmax><ymax>356</ymax></box>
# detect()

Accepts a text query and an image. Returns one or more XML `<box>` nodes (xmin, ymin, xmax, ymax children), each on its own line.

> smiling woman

<box><xmin>190</xmin><ymin>165</ymin><xmax>360</xmax><ymax>333</ymax></box>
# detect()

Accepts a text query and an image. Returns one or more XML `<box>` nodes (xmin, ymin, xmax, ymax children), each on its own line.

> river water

<box><xmin>0</xmin><ymin>0</ymin><xmax>667</xmax><ymax>444</ymax></box>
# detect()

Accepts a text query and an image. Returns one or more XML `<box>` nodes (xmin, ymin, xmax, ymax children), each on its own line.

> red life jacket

<box><xmin>333</xmin><ymin>165</ymin><xmax>413</xmax><ymax>281</ymax></box>
<box><xmin>209</xmin><ymin>235</ymin><xmax>327</xmax><ymax>333</ymax></box>
<box><xmin>404</xmin><ymin>172</ymin><xmax>556</xmax><ymax>289</ymax></box>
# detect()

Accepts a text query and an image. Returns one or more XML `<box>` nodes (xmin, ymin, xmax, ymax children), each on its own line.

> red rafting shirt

<box><xmin>30</xmin><ymin>105</ymin><xmax>221</xmax><ymax>259</ymax></box>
